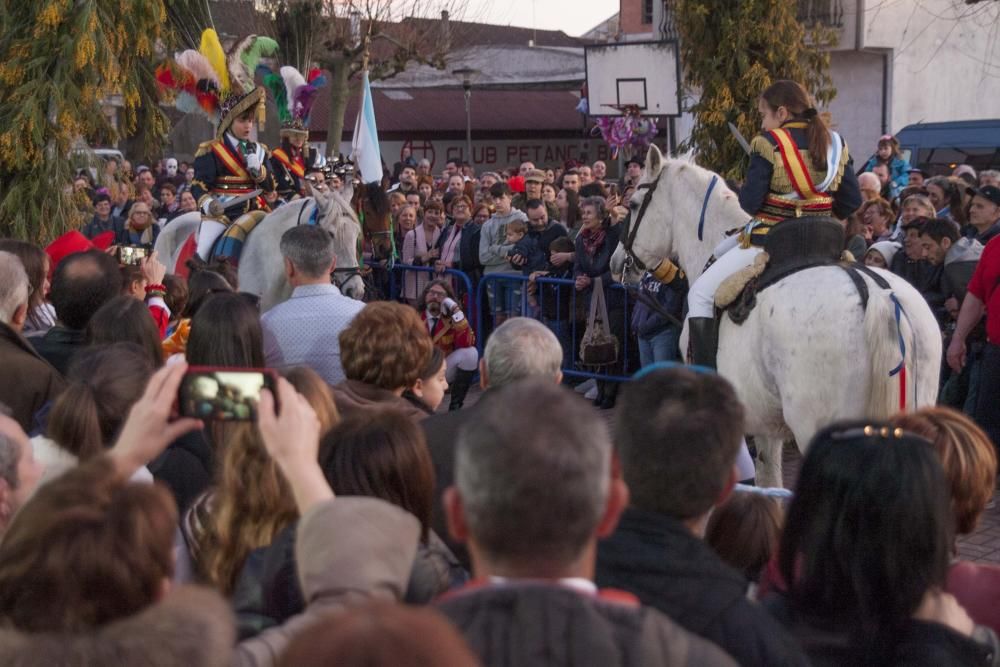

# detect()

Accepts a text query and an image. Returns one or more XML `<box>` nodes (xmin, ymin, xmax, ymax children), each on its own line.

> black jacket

<box><xmin>437</xmin><ymin>221</ymin><xmax>484</xmax><ymax>279</ymax></box>
<box><xmin>574</xmin><ymin>222</ymin><xmax>624</xmax><ymax>310</ymax></box>
<box><xmin>422</xmin><ymin>401</ymin><xmax>487</xmax><ymax>570</ymax></box>
<box><xmin>764</xmin><ymin>593</ymin><xmax>1000</xmax><ymax>667</ymax></box>
<box><xmin>148</xmin><ymin>430</ymin><xmax>214</xmax><ymax>515</ymax></box>
<box><xmin>891</xmin><ymin>252</ymin><xmax>946</xmax><ymax>319</ymax></box>
<box><xmin>436</xmin><ymin>582</ymin><xmax>737</xmax><ymax>667</ymax></box>
<box><xmin>30</xmin><ymin>325</ymin><xmax>86</xmax><ymax>377</ymax></box>
<box><xmin>595</xmin><ymin>507</ymin><xmax>810</xmax><ymax>667</ymax></box>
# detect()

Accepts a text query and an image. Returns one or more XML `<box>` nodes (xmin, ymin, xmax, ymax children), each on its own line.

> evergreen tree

<box><xmin>674</xmin><ymin>0</ymin><xmax>837</xmax><ymax>179</ymax></box>
<box><xmin>0</xmin><ymin>0</ymin><xmax>171</xmax><ymax>241</ymax></box>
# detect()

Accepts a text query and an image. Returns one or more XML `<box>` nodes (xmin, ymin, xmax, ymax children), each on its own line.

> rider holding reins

<box><xmin>687</xmin><ymin>80</ymin><xmax>862</xmax><ymax>367</ymax></box>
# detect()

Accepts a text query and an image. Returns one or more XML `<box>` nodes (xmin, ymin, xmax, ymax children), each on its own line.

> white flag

<box><xmin>351</xmin><ymin>71</ymin><xmax>383</xmax><ymax>185</ymax></box>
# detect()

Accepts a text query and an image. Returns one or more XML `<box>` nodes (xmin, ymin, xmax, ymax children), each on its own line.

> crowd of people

<box><xmin>1</xmin><ymin>79</ymin><xmax>999</xmax><ymax>664</ymax></box>
<box><xmin>852</xmin><ymin>135</ymin><xmax>1000</xmax><ymax>448</ymax></box>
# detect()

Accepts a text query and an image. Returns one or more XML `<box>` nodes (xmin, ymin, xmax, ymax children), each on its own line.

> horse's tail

<box><xmin>864</xmin><ymin>280</ymin><xmax>916</xmax><ymax>419</ymax></box>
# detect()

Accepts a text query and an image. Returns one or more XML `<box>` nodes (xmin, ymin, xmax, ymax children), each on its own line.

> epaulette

<box><xmin>749</xmin><ymin>134</ymin><xmax>778</xmax><ymax>165</ymax></box>
<box><xmin>194</xmin><ymin>140</ymin><xmax>218</xmax><ymax>158</ymax></box>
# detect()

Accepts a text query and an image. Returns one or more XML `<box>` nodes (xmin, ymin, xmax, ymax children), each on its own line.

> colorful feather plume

<box><xmin>175</xmin><ymin>49</ymin><xmax>218</xmax><ymax>89</ymax></box>
<box><xmin>263</xmin><ymin>72</ymin><xmax>290</xmax><ymax>123</ymax></box>
<box><xmin>292</xmin><ymin>84</ymin><xmax>318</xmax><ymax>124</ymax></box>
<box><xmin>227</xmin><ymin>35</ymin><xmax>279</xmax><ymax>94</ymax></box>
<box><xmin>199</xmin><ymin>29</ymin><xmax>230</xmax><ymax>95</ymax></box>
<box><xmin>280</xmin><ymin>66</ymin><xmax>307</xmax><ymax>114</ymax></box>
<box><xmin>307</xmin><ymin>68</ymin><xmax>327</xmax><ymax>88</ymax></box>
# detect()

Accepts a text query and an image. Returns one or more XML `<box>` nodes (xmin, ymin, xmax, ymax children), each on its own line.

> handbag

<box><xmin>579</xmin><ymin>277</ymin><xmax>619</xmax><ymax>367</ymax></box>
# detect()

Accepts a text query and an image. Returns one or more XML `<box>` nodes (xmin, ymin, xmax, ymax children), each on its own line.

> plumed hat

<box><xmin>263</xmin><ymin>66</ymin><xmax>327</xmax><ymax>137</ymax></box>
<box><xmin>156</xmin><ymin>29</ymin><xmax>278</xmax><ymax>140</ymax></box>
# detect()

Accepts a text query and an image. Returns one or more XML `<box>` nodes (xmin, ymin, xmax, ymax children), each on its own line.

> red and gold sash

<box><xmin>769</xmin><ymin>129</ymin><xmax>825</xmax><ymax>200</ymax></box>
<box><xmin>212</xmin><ymin>141</ymin><xmax>250</xmax><ymax>179</ymax></box>
<box><xmin>272</xmin><ymin>148</ymin><xmax>306</xmax><ymax>178</ymax></box>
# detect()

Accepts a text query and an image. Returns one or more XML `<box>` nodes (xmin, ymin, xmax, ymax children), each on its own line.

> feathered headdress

<box><xmin>156</xmin><ymin>29</ymin><xmax>278</xmax><ymax>140</ymax></box>
<box><xmin>263</xmin><ymin>65</ymin><xmax>327</xmax><ymax>136</ymax></box>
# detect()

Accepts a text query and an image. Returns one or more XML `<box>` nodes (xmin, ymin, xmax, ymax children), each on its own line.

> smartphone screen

<box><xmin>178</xmin><ymin>367</ymin><xmax>277</xmax><ymax>421</ymax></box>
<box><xmin>118</xmin><ymin>245</ymin><xmax>148</xmax><ymax>266</ymax></box>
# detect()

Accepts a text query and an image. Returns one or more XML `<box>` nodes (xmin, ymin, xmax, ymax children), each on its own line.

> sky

<box><xmin>462</xmin><ymin>0</ymin><xmax>618</xmax><ymax>37</ymax></box>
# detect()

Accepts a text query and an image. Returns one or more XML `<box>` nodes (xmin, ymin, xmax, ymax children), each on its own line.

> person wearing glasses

<box><xmin>113</xmin><ymin>203</ymin><xmax>160</xmax><ymax>247</ymax></box>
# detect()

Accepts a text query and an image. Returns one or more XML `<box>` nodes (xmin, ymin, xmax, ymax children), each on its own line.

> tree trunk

<box><xmin>324</xmin><ymin>57</ymin><xmax>352</xmax><ymax>160</ymax></box>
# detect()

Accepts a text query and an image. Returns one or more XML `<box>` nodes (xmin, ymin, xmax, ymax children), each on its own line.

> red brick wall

<box><xmin>619</xmin><ymin>0</ymin><xmax>651</xmax><ymax>34</ymax></box>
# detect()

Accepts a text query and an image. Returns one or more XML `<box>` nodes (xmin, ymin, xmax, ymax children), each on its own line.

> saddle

<box><xmin>715</xmin><ymin>217</ymin><xmax>847</xmax><ymax>324</ymax></box>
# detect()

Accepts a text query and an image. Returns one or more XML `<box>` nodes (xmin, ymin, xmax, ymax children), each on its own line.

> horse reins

<box><xmin>622</xmin><ymin>166</ymin><xmax>719</xmax><ymax>281</ymax></box>
<box><xmin>621</xmin><ymin>172</ymin><xmax>662</xmax><ymax>272</ymax></box>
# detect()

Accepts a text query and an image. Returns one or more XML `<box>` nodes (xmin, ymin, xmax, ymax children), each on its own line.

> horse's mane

<box><xmin>361</xmin><ymin>181</ymin><xmax>391</xmax><ymax>219</ymax></box>
<box><xmin>315</xmin><ymin>192</ymin><xmax>361</xmax><ymax>248</ymax></box>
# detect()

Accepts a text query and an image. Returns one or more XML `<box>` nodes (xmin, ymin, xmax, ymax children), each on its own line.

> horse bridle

<box><xmin>620</xmin><ymin>167</ymin><xmax>721</xmax><ymax>276</ymax></box>
<box><xmin>293</xmin><ymin>197</ymin><xmax>364</xmax><ymax>289</ymax></box>
<box><xmin>621</xmin><ymin>170</ymin><xmax>664</xmax><ymax>273</ymax></box>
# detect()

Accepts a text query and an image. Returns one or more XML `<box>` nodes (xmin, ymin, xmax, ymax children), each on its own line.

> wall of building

<box><xmin>825</xmin><ymin>49</ymin><xmax>887</xmax><ymax>160</ymax></box>
<box><xmin>862</xmin><ymin>0</ymin><xmax>1000</xmax><ymax>131</ymax></box>
<box><xmin>618</xmin><ymin>0</ymin><xmax>650</xmax><ymax>36</ymax></box>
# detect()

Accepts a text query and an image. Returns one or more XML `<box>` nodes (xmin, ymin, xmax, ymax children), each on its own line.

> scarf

<box><xmin>580</xmin><ymin>224</ymin><xmax>607</xmax><ymax>257</ymax></box>
<box><xmin>440</xmin><ymin>223</ymin><xmax>464</xmax><ymax>266</ymax></box>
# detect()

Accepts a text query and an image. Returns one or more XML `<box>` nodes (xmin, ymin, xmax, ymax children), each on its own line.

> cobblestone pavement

<box><xmin>448</xmin><ymin>383</ymin><xmax>1000</xmax><ymax>565</ymax></box>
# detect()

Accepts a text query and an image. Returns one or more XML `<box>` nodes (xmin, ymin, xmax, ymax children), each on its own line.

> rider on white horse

<box><xmin>686</xmin><ymin>80</ymin><xmax>862</xmax><ymax>368</ymax></box>
<box><xmin>265</xmin><ymin>66</ymin><xmax>328</xmax><ymax>203</ymax></box>
<box><xmin>190</xmin><ymin>92</ymin><xmax>276</xmax><ymax>259</ymax></box>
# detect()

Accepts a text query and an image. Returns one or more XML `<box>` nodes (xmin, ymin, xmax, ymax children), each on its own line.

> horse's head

<box><xmin>352</xmin><ymin>182</ymin><xmax>394</xmax><ymax>262</ymax></box>
<box><xmin>313</xmin><ymin>190</ymin><xmax>365</xmax><ymax>300</ymax></box>
<box><xmin>617</xmin><ymin>144</ymin><xmax>745</xmax><ymax>283</ymax></box>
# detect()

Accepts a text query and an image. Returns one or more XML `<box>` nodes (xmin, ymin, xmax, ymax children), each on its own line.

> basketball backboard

<box><xmin>584</xmin><ymin>41</ymin><xmax>681</xmax><ymax>117</ymax></box>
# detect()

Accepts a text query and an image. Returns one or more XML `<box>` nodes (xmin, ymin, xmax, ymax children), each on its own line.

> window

<box><xmin>642</xmin><ymin>0</ymin><xmax>654</xmax><ymax>25</ymax></box>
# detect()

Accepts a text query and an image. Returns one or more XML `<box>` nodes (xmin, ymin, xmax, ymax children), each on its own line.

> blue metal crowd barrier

<box><xmin>386</xmin><ymin>264</ymin><xmax>638</xmax><ymax>382</ymax></box>
<box><xmin>476</xmin><ymin>272</ymin><xmax>636</xmax><ymax>383</ymax></box>
<box><xmin>387</xmin><ymin>263</ymin><xmax>476</xmax><ymax>313</ymax></box>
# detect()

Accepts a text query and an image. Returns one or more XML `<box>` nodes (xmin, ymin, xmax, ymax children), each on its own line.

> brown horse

<box><xmin>351</xmin><ymin>180</ymin><xmax>393</xmax><ymax>262</ymax></box>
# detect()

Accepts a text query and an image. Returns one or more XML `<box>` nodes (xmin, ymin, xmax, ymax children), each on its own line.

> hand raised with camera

<box><xmin>110</xmin><ymin>362</ymin><xmax>203</xmax><ymax>477</ymax></box>
<box><xmin>258</xmin><ymin>378</ymin><xmax>332</xmax><ymax>511</ymax></box>
<box><xmin>140</xmin><ymin>250</ymin><xmax>166</xmax><ymax>286</ymax></box>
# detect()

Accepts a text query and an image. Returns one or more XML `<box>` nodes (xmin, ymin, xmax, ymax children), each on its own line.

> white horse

<box><xmin>611</xmin><ymin>145</ymin><xmax>941</xmax><ymax>487</ymax></box>
<box><xmin>154</xmin><ymin>190</ymin><xmax>364</xmax><ymax>312</ymax></box>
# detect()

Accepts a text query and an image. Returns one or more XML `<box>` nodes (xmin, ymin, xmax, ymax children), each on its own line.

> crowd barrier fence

<box><xmin>387</xmin><ymin>264</ymin><xmax>637</xmax><ymax>383</ymax></box>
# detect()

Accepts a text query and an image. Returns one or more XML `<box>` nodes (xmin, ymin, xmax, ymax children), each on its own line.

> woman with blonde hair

<box><xmin>114</xmin><ymin>200</ymin><xmax>161</xmax><ymax>247</ymax></box>
<box><xmin>185</xmin><ymin>367</ymin><xmax>339</xmax><ymax>592</ymax></box>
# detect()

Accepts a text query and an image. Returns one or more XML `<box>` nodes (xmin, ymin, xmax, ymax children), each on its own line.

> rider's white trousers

<box><xmin>686</xmin><ymin>243</ymin><xmax>764</xmax><ymax>319</ymax></box>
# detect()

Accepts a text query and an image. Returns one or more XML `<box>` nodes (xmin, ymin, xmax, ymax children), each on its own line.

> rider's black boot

<box><xmin>448</xmin><ymin>369</ymin><xmax>475</xmax><ymax>411</ymax></box>
<box><xmin>688</xmin><ymin>317</ymin><xmax>719</xmax><ymax>370</ymax></box>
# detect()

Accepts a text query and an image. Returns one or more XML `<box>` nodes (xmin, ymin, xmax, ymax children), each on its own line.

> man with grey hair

<box><xmin>0</xmin><ymin>405</ymin><xmax>44</xmax><ymax>536</ymax></box>
<box><xmin>261</xmin><ymin>225</ymin><xmax>365</xmax><ymax>385</ymax></box>
<box><xmin>0</xmin><ymin>252</ymin><xmax>64</xmax><ymax>433</ymax></box>
<box><xmin>435</xmin><ymin>379</ymin><xmax>734</xmax><ymax>666</ymax></box>
<box><xmin>423</xmin><ymin>317</ymin><xmax>563</xmax><ymax>566</ymax></box>
<box><xmin>980</xmin><ymin>170</ymin><xmax>1000</xmax><ymax>189</ymax></box>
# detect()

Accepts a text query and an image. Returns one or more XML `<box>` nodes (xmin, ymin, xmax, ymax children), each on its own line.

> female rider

<box><xmin>686</xmin><ymin>80</ymin><xmax>862</xmax><ymax>368</ymax></box>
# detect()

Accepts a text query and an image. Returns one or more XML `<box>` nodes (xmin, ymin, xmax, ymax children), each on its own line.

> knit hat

<box><xmin>865</xmin><ymin>241</ymin><xmax>901</xmax><ymax>266</ymax></box>
<box><xmin>44</xmin><ymin>231</ymin><xmax>114</xmax><ymax>280</ymax></box>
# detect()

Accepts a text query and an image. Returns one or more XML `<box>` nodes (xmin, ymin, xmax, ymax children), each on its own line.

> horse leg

<box><xmin>754</xmin><ymin>436</ymin><xmax>785</xmax><ymax>488</ymax></box>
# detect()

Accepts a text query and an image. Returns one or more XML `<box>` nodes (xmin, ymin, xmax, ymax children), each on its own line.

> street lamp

<box><xmin>452</xmin><ymin>68</ymin><xmax>481</xmax><ymax>167</ymax></box>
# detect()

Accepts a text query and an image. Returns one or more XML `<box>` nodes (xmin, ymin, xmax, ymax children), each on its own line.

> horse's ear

<box><xmin>645</xmin><ymin>145</ymin><xmax>663</xmax><ymax>179</ymax></box>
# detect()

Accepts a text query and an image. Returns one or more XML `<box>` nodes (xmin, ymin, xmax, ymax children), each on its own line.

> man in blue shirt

<box><xmin>261</xmin><ymin>225</ymin><xmax>365</xmax><ymax>386</ymax></box>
